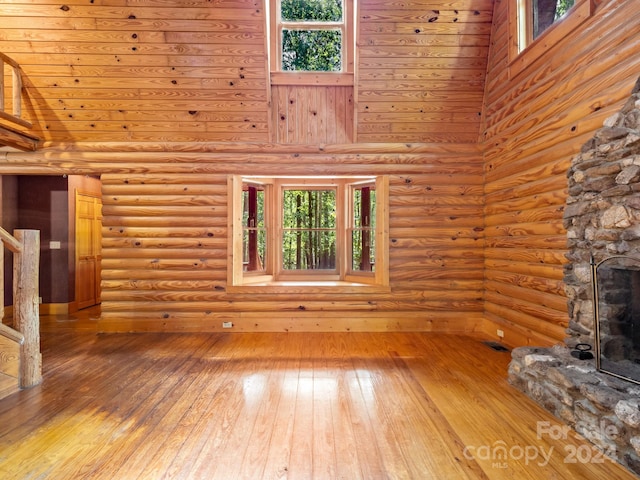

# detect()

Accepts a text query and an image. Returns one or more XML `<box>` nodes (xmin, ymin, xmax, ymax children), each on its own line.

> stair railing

<box><xmin>0</xmin><ymin>227</ymin><xmax>41</xmax><ymax>388</ymax></box>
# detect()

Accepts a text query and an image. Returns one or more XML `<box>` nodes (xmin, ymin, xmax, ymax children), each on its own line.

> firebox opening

<box><xmin>593</xmin><ymin>255</ymin><xmax>640</xmax><ymax>385</ymax></box>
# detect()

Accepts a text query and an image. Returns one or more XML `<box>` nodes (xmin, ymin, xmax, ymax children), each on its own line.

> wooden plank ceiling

<box><xmin>0</xmin><ymin>0</ymin><xmax>493</xmax><ymax>145</ymax></box>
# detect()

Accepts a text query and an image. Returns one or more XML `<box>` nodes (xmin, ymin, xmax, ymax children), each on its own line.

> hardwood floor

<box><xmin>0</xmin><ymin>308</ymin><xmax>636</xmax><ymax>479</ymax></box>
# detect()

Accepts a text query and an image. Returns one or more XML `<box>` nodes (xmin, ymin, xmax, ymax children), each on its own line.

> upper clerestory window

<box><xmin>518</xmin><ymin>0</ymin><xmax>576</xmax><ymax>51</ymax></box>
<box><xmin>509</xmin><ymin>0</ymin><xmax>595</xmax><ymax>77</ymax></box>
<box><xmin>269</xmin><ymin>0</ymin><xmax>354</xmax><ymax>85</ymax></box>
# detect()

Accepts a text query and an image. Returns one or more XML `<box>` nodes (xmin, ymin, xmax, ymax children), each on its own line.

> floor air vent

<box><xmin>483</xmin><ymin>341</ymin><xmax>510</xmax><ymax>352</ymax></box>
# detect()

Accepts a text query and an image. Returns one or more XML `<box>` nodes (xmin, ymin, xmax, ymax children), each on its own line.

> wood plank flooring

<box><xmin>0</xmin><ymin>307</ymin><xmax>636</xmax><ymax>479</ymax></box>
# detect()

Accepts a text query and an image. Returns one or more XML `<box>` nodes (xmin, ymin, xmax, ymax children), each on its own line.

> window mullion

<box><xmin>273</xmin><ymin>180</ymin><xmax>284</xmax><ymax>279</ymax></box>
<box><xmin>336</xmin><ymin>181</ymin><xmax>347</xmax><ymax>279</ymax></box>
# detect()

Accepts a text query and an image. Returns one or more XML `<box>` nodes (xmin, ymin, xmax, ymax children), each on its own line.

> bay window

<box><xmin>228</xmin><ymin>175</ymin><xmax>388</xmax><ymax>290</ymax></box>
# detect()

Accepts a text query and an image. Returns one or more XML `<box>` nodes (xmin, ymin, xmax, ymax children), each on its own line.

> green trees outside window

<box><xmin>282</xmin><ymin>189</ymin><xmax>337</xmax><ymax>269</ymax></box>
<box><xmin>242</xmin><ymin>185</ymin><xmax>266</xmax><ymax>272</ymax></box>
<box><xmin>281</xmin><ymin>30</ymin><xmax>341</xmax><ymax>72</ymax></box>
<box><xmin>281</xmin><ymin>0</ymin><xmax>342</xmax><ymax>21</ymax></box>
<box><xmin>533</xmin><ymin>0</ymin><xmax>575</xmax><ymax>39</ymax></box>
<box><xmin>240</xmin><ymin>177</ymin><xmax>378</xmax><ymax>276</ymax></box>
<box><xmin>351</xmin><ymin>186</ymin><xmax>375</xmax><ymax>272</ymax></box>
<box><xmin>278</xmin><ymin>0</ymin><xmax>344</xmax><ymax>72</ymax></box>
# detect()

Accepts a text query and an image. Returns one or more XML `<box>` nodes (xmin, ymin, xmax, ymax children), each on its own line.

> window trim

<box><xmin>227</xmin><ymin>174</ymin><xmax>389</xmax><ymax>293</ymax></box>
<box><xmin>268</xmin><ymin>0</ymin><xmax>354</xmax><ymax>86</ymax></box>
<box><xmin>345</xmin><ymin>178</ymin><xmax>376</xmax><ymax>280</ymax></box>
<box><xmin>508</xmin><ymin>0</ymin><xmax>595</xmax><ymax>78</ymax></box>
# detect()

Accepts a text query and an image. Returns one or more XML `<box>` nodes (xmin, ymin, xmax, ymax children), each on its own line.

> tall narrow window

<box><xmin>242</xmin><ymin>182</ymin><xmax>267</xmax><ymax>273</ymax></box>
<box><xmin>350</xmin><ymin>182</ymin><xmax>375</xmax><ymax>273</ymax></box>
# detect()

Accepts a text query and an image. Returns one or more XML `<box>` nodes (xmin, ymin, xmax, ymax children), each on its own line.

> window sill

<box><xmin>226</xmin><ymin>280</ymin><xmax>390</xmax><ymax>294</ymax></box>
<box><xmin>270</xmin><ymin>71</ymin><xmax>354</xmax><ymax>86</ymax></box>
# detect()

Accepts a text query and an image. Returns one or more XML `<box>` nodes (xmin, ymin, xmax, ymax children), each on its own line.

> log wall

<box><xmin>0</xmin><ymin>1</ymin><xmax>493</xmax><ymax>331</ymax></box>
<box><xmin>2</xmin><ymin>0</ymin><xmax>638</xmax><ymax>336</ymax></box>
<box><xmin>481</xmin><ymin>0</ymin><xmax>640</xmax><ymax>346</ymax></box>
<box><xmin>1</xmin><ymin>143</ymin><xmax>485</xmax><ymax>332</ymax></box>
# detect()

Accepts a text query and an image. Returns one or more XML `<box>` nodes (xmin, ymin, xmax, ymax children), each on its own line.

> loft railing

<box><xmin>0</xmin><ymin>53</ymin><xmax>32</xmax><ymax>130</ymax></box>
<box><xmin>0</xmin><ymin>52</ymin><xmax>38</xmax><ymax>151</ymax></box>
<box><xmin>0</xmin><ymin>227</ymin><xmax>41</xmax><ymax>389</ymax></box>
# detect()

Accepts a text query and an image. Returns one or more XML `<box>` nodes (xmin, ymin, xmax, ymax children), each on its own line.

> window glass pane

<box><xmin>281</xmin><ymin>0</ymin><xmax>342</xmax><ymax>22</ymax></box>
<box><xmin>282</xmin><ymin>189</ymin><xmax>336</xmax><ymax>270</ymax></box>
<box><xmin>242</xmin><ymin>187</ymin><xmax>265</xmax><ymax>228</ymax></box>
<box><xmin>242</xmin><ymin>185</ymin><xmax>266</xmax><ymax>272</ymax></box>
<box><xmin>351</xmin><ymin>230</ymin><xmax>375</xmax><ymax>271</ymax></box>
<box><xmin>532</xmin><ymin>0</ymin><xmax>575</xmax><ymax>39</ymax></box>
<box><xmin>282</xmin><ymin>190</ymin><xmax>336</xmax><ymax>228</ymax></box>
<box><xmin>351</xmin><ymin>186</ymin><xmax>375</xmax><ymax>272</ymax></box>
<box><xmin>235</xmin><ymin>176</ymin><xmax>386</xmax><ymax>285</ymax></box>
<box><xmin>281</xmin><ymin>29</ymin><xmax>342</xmax><ymax>72</ymax></box>
<box><xmin>352</xmin><ymin>188</ymin><xmax>376</xmax><ymax>228</ymax></box>
<box><xmin>282</xmin><ymin>230</ymin><xmax>336</xmax><ymax>269</ymax></box>
<box><xmin>243</xmin><ymin>229</ymin><xmax>267</xmax><ymax>271</ymax></box>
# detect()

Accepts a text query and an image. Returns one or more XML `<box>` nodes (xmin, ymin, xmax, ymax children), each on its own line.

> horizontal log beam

<box><xmin>0</xmin><ymin>123</ymin><xmax>39</xmax><ymax>151</ymax></box>
<box><xmin>34</xmin><ymin>141</ymin><xmax>482</xmax><ymax>155</ymax></box>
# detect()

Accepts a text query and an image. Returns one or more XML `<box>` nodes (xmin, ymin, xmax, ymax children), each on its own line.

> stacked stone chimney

<box><xmin>509</xmin><ymin>77</ymin><xmax>640</xmax><ymax>476</ymax></box>
<box><xmin>564</xmin><ymin>76</ymin><xmax>640</xmax><ymax>348</ymax></box>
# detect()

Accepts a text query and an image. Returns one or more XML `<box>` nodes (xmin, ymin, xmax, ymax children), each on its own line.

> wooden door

<box><xmin>75</xmin><ymin>192</ymin><xmax>102</xmax><ymax>310</ymax></box>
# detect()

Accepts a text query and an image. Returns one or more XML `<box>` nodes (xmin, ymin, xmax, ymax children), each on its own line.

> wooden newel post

<box><xmin>13</xmin><ymin>229</ymin><xmax>41</xmax><ymax>388</ymax></box>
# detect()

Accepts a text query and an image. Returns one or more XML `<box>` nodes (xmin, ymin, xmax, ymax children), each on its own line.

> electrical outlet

<box><xmin>38</xmin><ymin>297</ymin><xmax>43</xmax><ymax>304</ymax></box>
<box><xmin>497</xmin><ymin>329</ymin><xmax>504</xmax><ymax>338</ymax></box>
<box><xmin>222</xmin><ymin>321</ymin><xmax>233</xmax><ymax>329</ymax></box>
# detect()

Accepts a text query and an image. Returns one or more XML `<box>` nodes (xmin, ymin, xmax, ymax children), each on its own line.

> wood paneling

<box><xmin>481</xmin><ymin>0</ymin><xmax>640</xmax><ymax>345</ymax></box>
<box><xmin>0</xmin><ymin>141</ymin><xmax>479</xmax><ymax>332</ymax></box>
<box><xmin>0</xmin><ymin>0</ymin><xmax>494</xmax><ymax>145</ymax></box>
<box><xmin>357</xmin><ymin>0</ymin><xmax>493</xmax><ymax>143</ymax></box>
<box><xmin>0</xmin><ymin>133</ymin><xmax>486</xmax><ymax>332</ymax></box>
<box><xmin>271</xmin><ymin>85</ymin><xmax>354</xmax><ymax>144</ymax></box>
<box><xmin>0</xmin><ymin>0</ymin><xmax>270</xmax><ymax>143</ymax></box>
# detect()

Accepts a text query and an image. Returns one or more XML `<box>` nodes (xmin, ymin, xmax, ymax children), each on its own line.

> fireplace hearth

<box><xmin>509</xmin><ymin>77</ymin><xmax>640</xmax><ymax>476</ymax></box>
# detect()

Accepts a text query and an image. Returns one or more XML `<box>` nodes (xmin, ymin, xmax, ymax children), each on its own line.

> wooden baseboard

<box><xmin>97</xmin><ymin>311</ymin><xmax>487</xmax><ymax>334</ymax></box>
<box><xmin>4</xmin><ymin>302</ymin><xmax>75</xmax><ymax>319</ymax></box>
<box><xmin>39</xmin><ymin>303</ymin><xmax>73</xmax><ymax>315</ymax></box>
<box><xmin>480</xmin><ymin>313</ymin><xmax>561</xmax><ymax>348</ymax></box>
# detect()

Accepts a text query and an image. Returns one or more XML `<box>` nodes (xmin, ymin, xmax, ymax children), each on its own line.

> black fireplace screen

<box><xmin>593</xmin><ymin>255</ymin><xmax>640</xmax><ymax>385</ymax></box>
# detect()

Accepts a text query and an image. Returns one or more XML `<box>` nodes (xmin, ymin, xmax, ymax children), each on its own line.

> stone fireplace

<box><xmin>508</xmin><ymin>77</ymin><xmax>640</xmax><ymax>476</ymax></box>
